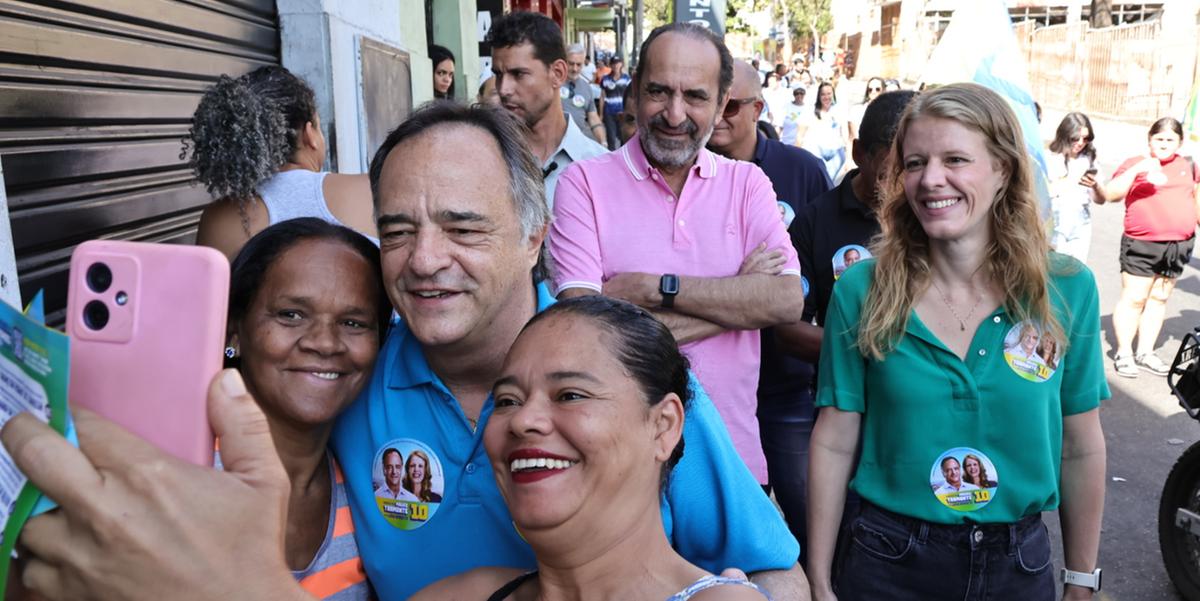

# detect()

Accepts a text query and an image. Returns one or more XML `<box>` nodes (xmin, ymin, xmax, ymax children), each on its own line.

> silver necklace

<box><xmin>929</xmin><ymin>278</ymin><xmax>984</xmax><ymax>331</ymax></box>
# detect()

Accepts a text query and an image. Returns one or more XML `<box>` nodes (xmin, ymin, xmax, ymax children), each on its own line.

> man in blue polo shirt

<box><xmin>331</xmin><ymin>103</ymin><xmax>805</xmax><ymax>600</ymax></box>
<box><xmin>707</xmin><ymin>59</ymin><xmax>830</xmax><ymax>563</ymax></box>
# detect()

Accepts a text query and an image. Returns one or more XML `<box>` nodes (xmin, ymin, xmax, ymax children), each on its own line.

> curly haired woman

<box><xmin>189</xmin><ymin>66</ymin><xmax>378</xmax><ymax>259</ymax></box>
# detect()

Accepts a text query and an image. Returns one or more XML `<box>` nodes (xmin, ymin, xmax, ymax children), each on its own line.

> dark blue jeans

<box><xmin>835</xmin><ymin>502</ymin><xmax>1054</xmax><ymax>601</ymax></box>
<box><xmin>758</xmin><ymin>414</ymin><xmax>813</xmax><ymax>565</ymax></box>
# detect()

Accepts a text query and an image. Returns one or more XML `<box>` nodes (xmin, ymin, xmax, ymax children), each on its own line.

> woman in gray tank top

<box><xmin>187</xmin><ymin>66</ymin><xmax>378</xmax><ymax>259</ymax></box>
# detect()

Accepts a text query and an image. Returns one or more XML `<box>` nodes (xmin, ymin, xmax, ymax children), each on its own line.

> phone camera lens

<box><xmin>115</xmin><ymin>291</ymin><xmax>128</xmax><ymax>306</ymax></box>
<box><xmin>83</xmin><ymin>300</ymin><xmax>110</xmax><ymax>330</ymax></box>
<box><xmin>86</xmin><ymin>263</ymin><xmax>113</xmax><ymax>293</ymax></box>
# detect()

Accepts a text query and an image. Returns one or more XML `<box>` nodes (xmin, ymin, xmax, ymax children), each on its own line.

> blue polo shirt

<box><xmin>330</xmin><ymin>283</ymin><xmax>799</xmax><ymax>600</ymax></box>
<box><xmin>751</xmin><ymin>133</ymin><xmax>831</xmax><ymax>415</ymax></box>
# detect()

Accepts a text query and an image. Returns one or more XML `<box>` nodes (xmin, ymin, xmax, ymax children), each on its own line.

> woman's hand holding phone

<box><xmin>1078</xmin><ymin>168</ymin><xmax>1099</xmax><ymax>190</ymax></box>
<box><xmin>2</xmin><ymin>370</ymin><xmax>311</xmax><ymax>601</ymax></box>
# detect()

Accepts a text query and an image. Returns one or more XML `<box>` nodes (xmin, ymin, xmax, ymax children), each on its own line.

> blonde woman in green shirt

<box><xmin>807</xmin><ymin>83</ymin><xmax>1108</xmax><ymax>601</ymax></box>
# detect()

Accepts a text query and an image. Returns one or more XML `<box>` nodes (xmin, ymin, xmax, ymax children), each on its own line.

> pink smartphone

<box><xmin>66</xmin><ymin>240</ymin><xmax>229</xmax><ymax>466</ymax></box>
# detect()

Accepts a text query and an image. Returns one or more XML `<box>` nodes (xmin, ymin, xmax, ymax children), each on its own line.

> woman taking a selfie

<box><xmin>807</xmin><ymin>83</ymin><xmax>1108</xmax><ymax>601</ymax></box>
<box><xmin>226</xmin><ymin>218</ymin><xmax>390</xmax><ymax>599</ymax></box>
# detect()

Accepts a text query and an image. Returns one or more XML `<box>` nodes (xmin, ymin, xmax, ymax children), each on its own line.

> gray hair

<box><xmin>368</xmin><ymin>101</ymin><xmax>551</xmax><ymax>273</ymax></box>
<box><xmin>566</xmin><ymin>43</ymin><xmax>585</xmax><ymax>56</ymax></box>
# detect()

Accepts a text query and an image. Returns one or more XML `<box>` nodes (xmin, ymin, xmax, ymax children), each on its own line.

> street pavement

<box><xmin>1040</xmin><ymin>110</ymin><xmax>1200</xmax><ymax>601</ymax></box>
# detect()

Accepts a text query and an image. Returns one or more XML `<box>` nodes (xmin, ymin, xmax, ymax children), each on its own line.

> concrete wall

<box><xmin>278</xmin><ymin>0</ymin><xmax>433</xmax><ymax>172</ymax></box>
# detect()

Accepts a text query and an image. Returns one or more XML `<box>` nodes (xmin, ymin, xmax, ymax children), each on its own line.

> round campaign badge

<box><xmin>1002</xmin><ymin>321</ymin><xmax>1061</xmax><ymax>383</ymax></box>
<box><xmin>832</xmin><ymin>244</ymin><xmax>870</xmax><ymax>280</ymax></box>
<box><xmin>572</xmin><ymin>94</ymin><xmax>586</xmax><ymax>108</ymax></box>
<box><xmin>372</xmin><ymin>439</ymin><xmax>446</xmax><ymax>530</ymax></box>
<box><xmin>930</xmin><ymin>447</ymin><xmax>998</xmax><ymax>512</ymax></box>
<box><xmin>559</xmin><ymin>86</ymin><xmax>570</xmax><ymax>99</ymax></box>
<box><xmin>777</xmin><ymin>200</ymin><xmax>796</xmax><ymax>226</ymax></box>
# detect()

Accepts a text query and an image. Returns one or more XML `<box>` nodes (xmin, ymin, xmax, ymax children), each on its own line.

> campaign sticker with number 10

<box><xmin>930</xmin><ymin>447</ymin><xmax>999</xmax><ymax>512</ymax></box>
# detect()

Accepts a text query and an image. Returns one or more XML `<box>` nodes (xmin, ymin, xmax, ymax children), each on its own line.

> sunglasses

<box><xmin>1069</xmin><ymin>135</ymin><xmax>1091</xmax><ymax>143</ymax></box>
<box><xmin>868</xmin><ymin>86</ymin><xmax>882</xmax><ymax>92</ymax></box>
<box><xmin>722</xmin><ymin>97</ymin><xmax>759</xmax><ymax>119</ymax></box>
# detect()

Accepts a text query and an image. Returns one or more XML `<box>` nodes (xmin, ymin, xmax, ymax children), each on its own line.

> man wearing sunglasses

<box><xmin>549</xmin><ymin>24</ymin><xmax>806</xmax><ymax>491</ymax></box>
<box><xmin>708</xmin><ymin>59</ymin><xmax>831</xmax><ymax>564</ymax></box>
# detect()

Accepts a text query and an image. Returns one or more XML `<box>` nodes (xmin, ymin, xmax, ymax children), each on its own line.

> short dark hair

<box><xmin>635</xmin><ymin>22</ymin><xmax>733</xmax><ymax>102</ymax></box>
<box><xmin>187</xmin><ymin>65</ymin><xmax>317</xmax><ymax>201</ymax></box>
<box><xmin>485</xmin><ymin>11</ymin><xmax>566</xmax><ymax>67</ymax></box>
<box><xmin>429</xmin><ymin>44</ymin><xmax>456</xmax><ymax>99</ymax></box>
<box><xmin>1149</xmin><ymin>116</ymin><xmax>1184</xmax><ymax>139</ymax></box>
<box><xmin>857</xmin><ymin>90</ymin><xmax>918</xmax><ymax>153</ymax></box>
<box><xmin>520</xmin><ymin>296</ymin><xmax>693</xmax><ymax>478</ymax></box>
<box><xmin>382</xmin><ymin>448</ymin><xmax>402</xmax><ymax>466</ymax></box>
<box><xmin>228</xmin><ymin>218</ymin><xmax>390</xmax><ymax>343</ymax></box>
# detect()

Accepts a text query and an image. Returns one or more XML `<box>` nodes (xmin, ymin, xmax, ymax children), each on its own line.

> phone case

<box><xmin>66</xmin><ymin>240</ymin><xmax>229</xmax><ymax>466</ymax></box>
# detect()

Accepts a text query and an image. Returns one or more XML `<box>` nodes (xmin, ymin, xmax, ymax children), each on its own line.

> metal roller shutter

<box><xmin>0</xmin><ymin>0</ymin><xmax>280</xmax><ymax>324</ymax></box>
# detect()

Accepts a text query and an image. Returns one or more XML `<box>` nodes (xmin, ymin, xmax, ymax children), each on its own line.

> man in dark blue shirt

<box><xmin>782</xmin><ymin>90</ymin><xmax>918</xmax><ymax>358</ymax></box>
<box><xmin>708</xmin><ymin>59</ymin><xmax>831</xmax><ymax>561</ymax></box>
<box><xmin>599</xmin><ymin>56</ymin><xmax>631</xmax><ymax>150</ymax></box>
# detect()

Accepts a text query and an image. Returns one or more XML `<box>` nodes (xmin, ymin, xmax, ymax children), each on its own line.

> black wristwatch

<box><xmin>659</xmin><ymin>274</ymin><xmax>679</xmax><ymax>309</ymax></box>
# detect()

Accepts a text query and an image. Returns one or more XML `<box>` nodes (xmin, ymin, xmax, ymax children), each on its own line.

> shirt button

<box><xmin>973</xmin><ymin>529</ymin><xmax>983</xmax><ymax>543</ymax></box>
<box><xmin>978</xmin><ymin>349</ymin><xmax>987</xmax><ymax>356</ymax></box>
<box><xmin>678</xmin><ymin>219</ymin><xmax>686</xmax><ymax>226</ymax></box>
<box><xmin>993</xmin><ymin>316</ymin><xmax>1002</xmax><ymax>323</ymax></box>
<box><xmin>465</xmin><ymin>463</ymin><xmax>476</xmax><ymax>474</ymax></box>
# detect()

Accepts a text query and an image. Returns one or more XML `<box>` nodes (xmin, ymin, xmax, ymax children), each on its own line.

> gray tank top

<box><xmin>258</xmin><ymin>170</ymin><xmax>379</xmax><ymax>246</ymax></box>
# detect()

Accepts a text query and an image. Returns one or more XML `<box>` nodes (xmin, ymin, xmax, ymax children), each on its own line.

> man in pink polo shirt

<box><xmin>548</xmin><ymin>22</ymin><xmax>805</xmax><ymax>484</ymax></box>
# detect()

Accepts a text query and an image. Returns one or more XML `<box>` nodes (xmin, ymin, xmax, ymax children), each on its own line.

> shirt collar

<box><xmin>386</xmin><ymin>281</ymin><xmax>558</xmax><ymax>392</ymax></box>
<box><xmin>752</xmin><ymin>132</ymin><xmax>770</xmax><ymax>164</ymax></box>
<box><xmin>621</xmin><ymin>132</ymin><xmax>718</xmax><ymax>182</ymax></box>
<box><xmin>837</xmin><ymin>170</ymin><xmax>875</xmax><ymax>218</ymax></box>
<box><xmin>546</xmin><ymin>117</ymin><xmax>595</xmax><ymax>168</ymax></box>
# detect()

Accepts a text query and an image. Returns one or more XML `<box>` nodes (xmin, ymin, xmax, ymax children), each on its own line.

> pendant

<box><xmin>959</xmin><ymin>322</ymin><xmax>966</xmax><ymax>331</ymax></box>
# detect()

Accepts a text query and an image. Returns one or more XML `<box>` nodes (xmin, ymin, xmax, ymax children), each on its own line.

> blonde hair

<box><xmin>403</xmin><ymin>450</ymin><xmax>436</xmax><ymax>502</ymax></box>
<box><xmin>858</xmin><ymin>83</ymin><xmax>1068</xmax><ymax>360</ymax></box>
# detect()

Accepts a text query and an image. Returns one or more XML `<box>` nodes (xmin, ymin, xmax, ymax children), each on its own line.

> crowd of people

<box><xmin>7</xmin><ymin>9</ymin><xmax>1200</xmax><ymax>601</ymax></box>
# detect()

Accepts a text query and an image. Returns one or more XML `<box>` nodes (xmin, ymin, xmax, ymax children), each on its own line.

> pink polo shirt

<box><xmin>549</xmin><ymin>134</ymin><xmax>802</xmax><ymax>482</ymax></box>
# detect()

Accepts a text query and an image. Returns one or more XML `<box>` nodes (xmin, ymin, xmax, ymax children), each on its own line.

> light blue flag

<box><xmin>921</xmin><ymin>0</ymin><xmax>1051</xmax><ymax>216</ymax></box>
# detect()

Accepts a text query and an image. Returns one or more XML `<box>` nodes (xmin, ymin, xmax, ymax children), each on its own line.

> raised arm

<box><xmin>1092</xmin><ymin>157</ymin><xmax>1157</xmax><ymax>204</ymax></box>
<box><xmin>3</xmin><ymin>370</ymin><xmax>310</xmax><ymax>601</ymax></box>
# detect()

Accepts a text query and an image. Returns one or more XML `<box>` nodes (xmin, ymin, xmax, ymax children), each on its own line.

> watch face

<box><xmin>660</xmin><ymin>274</ymin><xmax>679</xmax><ymax>295</ymax></box>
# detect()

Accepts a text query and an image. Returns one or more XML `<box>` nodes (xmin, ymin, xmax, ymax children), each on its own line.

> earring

<box><xmin>224</xmin><ymin>346</ymin><xmax>237</xmax><ymax>359</ymax></box>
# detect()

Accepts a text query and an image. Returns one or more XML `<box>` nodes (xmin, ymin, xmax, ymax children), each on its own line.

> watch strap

<box><xmin>659</xmin><ymin>274</ymin><xmax>679</xmax><ymax>309</ymax></box>
<box><xmin>1060</xmin><ymin>568</ymin><xmax>1101</xmax><ymax>591</ymax></box>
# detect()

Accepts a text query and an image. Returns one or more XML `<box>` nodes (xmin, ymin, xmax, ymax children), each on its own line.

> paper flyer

<box><xmin>0</xmin><ymin>293</ymin><xmax>70</xmax><ymax>597</ymax></box>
